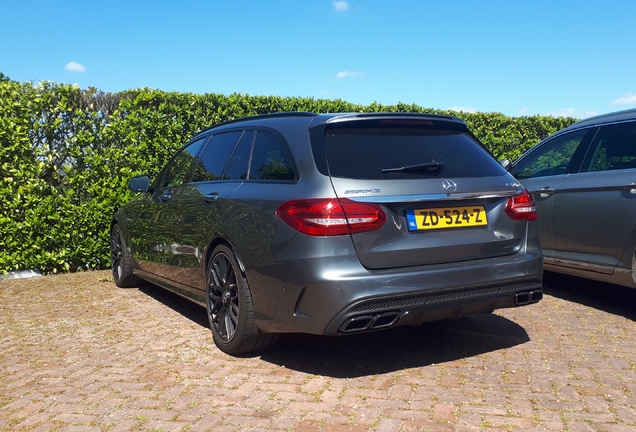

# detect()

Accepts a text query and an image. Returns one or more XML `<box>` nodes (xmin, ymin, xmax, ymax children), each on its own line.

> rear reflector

<box><xmin>505</xmin><ymin>189</ymin><xmax>537</xmax><ymax>221</ymax></box>
<box><xmin>276</xmin><ymin>198</ymin><xmax>386</xmax><ymax>236</ymax></box>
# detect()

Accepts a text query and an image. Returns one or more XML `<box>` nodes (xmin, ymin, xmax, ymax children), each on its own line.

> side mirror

<box><xmin>128</xmin><ymin>175</ymin><xmax>152</xmax><ymax>193</ymax></box>
<box><xmin>499</xmin><ymin>159</ymin><xmax>511</xmax><ymax>171</ymax></box>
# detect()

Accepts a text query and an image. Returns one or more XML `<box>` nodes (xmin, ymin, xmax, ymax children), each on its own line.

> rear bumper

<box><xmin>246</xmin><ymin>235</ymin><xmax>543</xmax><ymax>335</ymax></box>
<box><xmin>326</xmin><ymin>279</ymin><xmax>542</xmax><ymax>334</ymax></box>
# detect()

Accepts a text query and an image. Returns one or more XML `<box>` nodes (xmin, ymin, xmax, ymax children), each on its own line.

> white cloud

<box><xmin>518</xmin><ymin>108</ymin><xmax>529</xmax><ymax>115</ymax></box>
<box><xmin>64</xmin><ymin>61</ymin><xmax>86</xmax><ymax>72</ymax></box>
<box><xmin>336</xmin><ymin>70</ymin><xmax>365</xmax><ymax>78</ymax></box>
<box><xmin>612</xmin><ymin>92</ymin><xmax>636</xmax><ymax>106</ymax></box>
<box><xmin>447</xmin><ymin>106</ymin><xmax>478</xmax><ymax>113</ymax></box>
<box><xmin>332</xmin><ymin>1</ymin><xmax>349</xmax><ymax>11</ymax></box>
<box><xmin>547</xmin><ymin>108</ymin><xmax>597</xmax><ymax>119</ymax></box>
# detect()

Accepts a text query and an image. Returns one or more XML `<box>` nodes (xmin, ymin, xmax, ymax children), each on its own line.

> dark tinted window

<box><xmin>192</xmin><ymin>131</ymin><xmax>242</xmax><ymax>182</ymax></box>
<box><xmin>512</xmin><ymin>130</ymin><xmax>588</xmax><ymax>179</ymax></box>
<box><xmin>224</xmin><ymin>131</ymin><xmax>254</xmax><ymax>180</ymax></box>
<box><xmin>585</xmin><ymin>122</ymin><xmax>636</xmax><ymax>172</ymax></box>
<box><xmin>324</xmin><ymin>127</ymin><xmax>505</xmax><ymax>179</ymax></box>
<box><xmin>156</xmin><ymin>137</ymin><xmax>206</xmax><ymax>189</ymax></box>
<box><xmin>249</xmin><ymin>132</ymin><xmax>297</xmax><ymax>180</ymax></box>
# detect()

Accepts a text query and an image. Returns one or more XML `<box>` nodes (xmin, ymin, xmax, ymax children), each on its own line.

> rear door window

<box><xmin>324</xmin><ymin>125</ymin><xmax>505</xmax><ymax>179</ymax></box>
<box><xmin>192</xmin><ymin>131</ymin><xmax>243</xmax><ymax>182</ymax></box>
<box><xmin>223</xmin><ymin>131</ymin><xmax>255</xmax><ymax>180</ymax></box>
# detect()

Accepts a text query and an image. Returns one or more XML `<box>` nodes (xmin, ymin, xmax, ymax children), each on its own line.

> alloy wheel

<box><xmin>111</xmin><ymin>229</ymin><xmax>123</xmax><ymax>280</ymax></box>
<box><xmin>207</xmin><ymin>252</ymin><xmax>240</xmax><ymax>342</ymax></box>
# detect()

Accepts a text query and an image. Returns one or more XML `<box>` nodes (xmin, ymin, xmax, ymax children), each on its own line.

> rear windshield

<box><xmin>324</xmin><ymin>126</ymin><xmax>506</xmax><ymax>179</ymax></box>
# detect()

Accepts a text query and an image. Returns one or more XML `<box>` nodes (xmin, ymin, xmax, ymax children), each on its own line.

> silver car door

<box><xmin>511</xmin><ymin>128</ymin><xmax>592</xmax><ymax>260</ymax></box>
<box><xmin>514</xmin><ymin>176</ymin><xmax>565</xmax><ymax>260</ymax></box>
<box><xmin>553</xmin><ymin>121</ymin><xmax>636</xmax><ymax>272</ymax></box>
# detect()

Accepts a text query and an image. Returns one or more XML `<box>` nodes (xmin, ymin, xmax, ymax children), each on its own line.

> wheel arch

<box><xmin>109</xmin><ymin>218</ymin><xmax>120</xmax><ymax>232</ymax></box>
<box><xmin>203</xmin><ymin>237</ymin><xmax>247</xmax><ymax>276</ymax></box>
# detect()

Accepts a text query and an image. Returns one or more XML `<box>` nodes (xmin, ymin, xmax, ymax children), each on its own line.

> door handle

<box><xmin>157</xmin><ymin>192</ymin><xmax>173</xmax><ymax>203</ymax></box>
<box><xmin>538</xmin><ymin>187</ymin><xmax>555</xmax><ymax>198</ymax></box>
<box><xmin>204</xmin><ymin>193</ymin><xmax>219</xmax><ymax>203</ymax></box>
<box><xmin>623</xmin><ymin>182</ymin><xmax>636</xmax><ymax>194</ymax></box>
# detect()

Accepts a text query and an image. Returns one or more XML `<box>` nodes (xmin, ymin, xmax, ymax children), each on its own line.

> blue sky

<box><xmin>2</xmin><ymin>0</ymin><xmax>635</xmax><ymax>119</ymax></box>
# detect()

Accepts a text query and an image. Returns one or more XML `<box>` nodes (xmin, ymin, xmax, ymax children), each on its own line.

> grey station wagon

<box><xmin>111</xmin><ymin>112</ymin><xmax>543</xmax><ymax>355</ymax></box>
<box><xmin>510</xmin><ymin>108</ymin><xmax>636</xmax><ymax>289</ymax></box>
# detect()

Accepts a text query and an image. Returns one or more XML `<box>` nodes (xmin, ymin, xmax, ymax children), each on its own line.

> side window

<box><xmin>223</xmin><ymin>131</ymin><xmax>254</xmax><ymax>180</ymax></box>
<box><xmin>156</xmin><ymin>137</ymin><xmax>206</xmax><ymax>189</ymax></box>
<box><xmin>585</xmin><ymin>122</ymin><xmax>636</xmax><ymax>172</ymax></box>
<box><xmin>192</xmin><ymin>131</ymin><xmax>243</xmax><ymax>182</ymax></box>
<box><xmin>512</xmin><ymin>130</ymin><xmax>588</xmax><ymax>179</ymax></box>
<box><xmin>249</xmin><ymin>132</ymin><xmax>297</xmax><ymax>180</ymax></box>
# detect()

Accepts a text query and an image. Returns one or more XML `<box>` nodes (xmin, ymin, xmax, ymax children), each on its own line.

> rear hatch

<box><xmin>313</xmin><ymin>115</ymin><xmax>532</xmax><ymax>270</ymax></box>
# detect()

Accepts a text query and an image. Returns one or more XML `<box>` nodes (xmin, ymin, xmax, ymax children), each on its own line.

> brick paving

<box><xmin>1</xmin><ymin>270</ymin><xmax>635</xmax><ymax>431</ymax></box>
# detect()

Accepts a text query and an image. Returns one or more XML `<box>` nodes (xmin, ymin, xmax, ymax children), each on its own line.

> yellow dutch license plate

<box><xmin>406</xmin><ymin>205</ymin><xmax>488</xmax><ymax>231</ymax></box>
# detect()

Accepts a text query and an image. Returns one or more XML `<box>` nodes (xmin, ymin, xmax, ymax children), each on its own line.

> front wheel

<box><xmin>110</xmin><ymin>224</ymin><xmax>142</xmax><ymax>288</ymax></box>
<box><xmin>205</xmin><ymin>245</ymin><xmax>276</xmax><ymax>355</ymax></box>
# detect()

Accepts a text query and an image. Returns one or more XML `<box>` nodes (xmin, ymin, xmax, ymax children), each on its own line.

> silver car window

<box><xmin>585</xmin><ymin>122</ymin><xmax>636</xmax><ymax>172</ymax></box>
<box><xmin>512</xmin><ymin>130</ymin><xmax>588</xmax><ymax>179</ymax></box>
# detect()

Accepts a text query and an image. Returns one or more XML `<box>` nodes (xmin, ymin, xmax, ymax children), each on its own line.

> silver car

<box><xmin>510</xmin><ymin>108</ymin><xmax>636</xmax><ymax>289</ymax></box>
<box><xmin>111</xmin><ymin>112</ymin><xmax>543</xmax><ymax>355</ymax></box>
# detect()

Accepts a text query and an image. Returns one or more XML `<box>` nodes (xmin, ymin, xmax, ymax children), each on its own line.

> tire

<box><xmin>110</xmin><ymin>224</ymin><xmax>142</xmax><ymax>288</ymax></box>
<box><xmin>206</xmin><ymin>245</ymin><xmax>277</xmax><ymax>355</ymax></box>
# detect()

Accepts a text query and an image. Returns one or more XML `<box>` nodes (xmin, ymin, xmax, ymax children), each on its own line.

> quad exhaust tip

<box><xmin>340</xmin><ymin>290</ymin><xmax>543</xmax><ymax>333</ymax></box>
<box><xmin>340</xmin><ymin>311</ymin><xmax>401</xmax><ymax>333</ymax></box>
<box><xmin>515</xmin><ymin>290</ymin><xmax>543</xmax><ymax>306</ymax></box>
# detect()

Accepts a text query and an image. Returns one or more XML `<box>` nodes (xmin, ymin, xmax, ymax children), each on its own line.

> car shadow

<box><xmin>542</xmin><ymin>271</ymin><xmax>636</xmax><ymax>321</ymax></box>
<box><xmin>139</xmin><ymin>283</ymin><xmax>210</xmax><ymax>328</ymax></box>
<box><xmin>261</xmin><ymin>314</ymin><xmax>529</xmax><ymax>378</ymax></box>
<box><xmin>137</xmin><ymin>283</ymin><xmax>530</xmax><ymax>378</ymax></box>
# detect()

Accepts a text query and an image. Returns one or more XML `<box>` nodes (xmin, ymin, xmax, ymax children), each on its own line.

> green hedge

<box><xmin>0</xmin><ymin>80</ymin><xmax>577</xmax><ymax>274</ymax></box>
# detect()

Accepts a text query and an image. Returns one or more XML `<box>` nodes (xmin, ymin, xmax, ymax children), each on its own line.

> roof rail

<box><xmin>198</xmin><ymin>111</ymin><xmax>318</xmax><ymax>134</ymax></box>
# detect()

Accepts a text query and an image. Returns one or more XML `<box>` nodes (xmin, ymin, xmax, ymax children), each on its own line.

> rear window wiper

<box><xmin>382</xmin><ymin>159</ymin><xmax>446</xmax><ymax>174</ymax></box>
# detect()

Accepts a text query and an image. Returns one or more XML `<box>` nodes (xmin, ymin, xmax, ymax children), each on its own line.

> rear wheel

<box><xmin>206</xmin><ymin>245</ymin><xmax>276</xmax><ymax>355</ymax></box>
<box><xmin>110</xmin><ymin>224</ymin><xmax>142</xmax><ymax>288</ymax></box>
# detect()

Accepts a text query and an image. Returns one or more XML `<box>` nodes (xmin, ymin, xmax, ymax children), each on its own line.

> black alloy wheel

<box><xmin>110</xmin><ymin>224</ymin><xmax>141</xmax><ymax>288</ymax></box>
<box><xmin>207</xmin><ymin>249</ymin><xmax>241</xmax><ymax>342</ymax></box>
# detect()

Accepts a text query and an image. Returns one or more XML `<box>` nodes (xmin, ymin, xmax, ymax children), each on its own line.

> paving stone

<box><xmin>1</xmin><ymin>270</ymin><xmax>636</xmax><ymax>431</ymax></box>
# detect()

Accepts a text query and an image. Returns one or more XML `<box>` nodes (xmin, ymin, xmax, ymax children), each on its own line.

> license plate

<box><xmin>406</xmin><ymin>205</ymin><xmax>487</xmax><ymax>231</ymax></box>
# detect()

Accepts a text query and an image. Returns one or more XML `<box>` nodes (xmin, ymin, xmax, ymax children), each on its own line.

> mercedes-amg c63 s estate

<box><xmin>111</xmin><ymin>112</ymin><xmax>543</xmax><ymax>355</ymax></box>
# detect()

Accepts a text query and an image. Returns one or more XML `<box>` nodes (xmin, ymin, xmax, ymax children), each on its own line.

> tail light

<box><xmin>276</xmin><ymin>198</ymin><xmax>386</xmax><ymax>236</ymax></box>
<box><xmin>505</xmin><ymin>190</ymin><xmax>537</xmax><ymax>221</ymax></box>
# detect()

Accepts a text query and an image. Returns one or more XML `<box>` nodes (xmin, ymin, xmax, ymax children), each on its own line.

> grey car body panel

<box><xmin>552</xmin><ymin>170</ymin><xmax>636</xmax><ymax>269</ymax></box>
<box><xmin>114</xmin><ymin>111</ymin><xmax>544</xmax><ymax>336</ymax></box>
<box><xmin>512</xmin><ymin>107</ymin><xmax>636</xmax><ymax>288</ymax></box>
<box><xmin>245</xmin><ymin>223</ymin><xmax>542</xmax><ymax>334</ymax></box>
